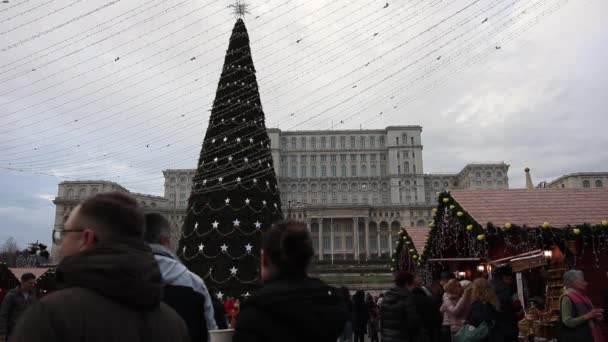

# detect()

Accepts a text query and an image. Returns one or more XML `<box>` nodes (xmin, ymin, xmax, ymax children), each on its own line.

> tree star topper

<box><xmin>229</xmin><ymin>0</ymin><xmax>250</xmax><ymax>18</ymax></box>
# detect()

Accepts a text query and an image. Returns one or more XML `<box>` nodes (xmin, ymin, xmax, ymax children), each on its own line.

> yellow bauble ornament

<box><xmin>409</xmin><ymin>249</ymin><xmax>414</xmax><ymax>253</ymax></box>
<box><xmin>429</xmin><ymin>222</ymin><xmax>435</xmax><ymax>228</ymax></box>
<box><xmin>413</xmin><ymin>255</ymin><xmax>418</xmax><ymax>259</ymax></box>
<box><xmin>457</xmin><ymin>211</ymin><xmax>464</xmax><ymax>217</ymax></box>
<box><xmin>442</xmin><ymin>198</ymin><xmax>450</xmax><ymax>203</ymax></box>
<box><xmin>425</xmin><ymin>236</ymin><xmax>430</xmax><ymax>241</ymax></box>
<box><xmin>466</xmin><ymin>225</ymin><xmax>473</xmax><ymax>231</ymax></box>
<box><xmin>505</xmin><ymin>223</ymin><xmax>512</xmax><ymax>229</ymax></box>
<box><xmin>432</xmin><ymin>208</ymin><xmax>438</xmax><ymax>213</ymax></box>
<box><xmin>573</xmin><ymin>228</ymin><xmax>581</xmax><ymax>235</ymax></box>
<box><xmin>436</xmin><ymin>192</ymin><xmax>441</xmax><ymax>197</ymax></box>
<box><xmin>602</xmin><ymin>220</ymin><xmax>608</xmax><ymax>227</ymax></box>
<box><xmin>542</xmin><ymin>222</ymin><xmax>550</xmax><ymax>229</ymax></box>
<box><xmin>390</xmin><ymin>267</ymin><xmax>394</xmax><ymax>272</ymax></box>
<box><xmin>449</xmin><ymin>205</ymin><xmax>456</xmax><ymax>210</ymax></box>
<box><xmin>477</xmin><ymin>234</ymin><xmax>485</xmax><ymax>241</ymax></box>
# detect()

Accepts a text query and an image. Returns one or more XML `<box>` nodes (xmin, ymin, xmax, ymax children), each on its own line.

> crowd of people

<box><xmin>0</xmin><ymin>191</ymin><xmax>605</xmax><ymax>341</ymax></box>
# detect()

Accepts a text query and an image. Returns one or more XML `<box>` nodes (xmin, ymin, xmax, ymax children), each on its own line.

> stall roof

<box><xmin>10</xmin><ymin>268</ymin><xmax>49</xmax><ymax>281</ymax></box>
<box><xmin>404</xmin><ymin>227</ymin><xmax>430</xmax><ymax>252</ymax></box>
<box><xmin>450</xmin><ymin>188</ymin><xmax>608</xmax><ymax>227</ymax></box>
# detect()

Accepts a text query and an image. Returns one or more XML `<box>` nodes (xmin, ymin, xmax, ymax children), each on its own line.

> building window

<box><xmin>379</xmin><ymin>136</ymin><xmax>385</xmax><ymax>147</ymax></box>
<box><xmin>371</xmin><ymin>165</ymin><xmax>377</xmax><ymax>176</ymax></box>
<box><xmin>330</xmin><ymin>137</ymin><xmax>336</xmax><ymax>148</ymax></box>
<box><xmin>301</xmin><ymin>166</ymin><xmax>307</xmax><ymax>177</ymax></box>
<box><xmin>380</xmin><ymin>165</ymin><xmax>386</xmax><ymax>176</ymax></box>
<box><xmin>301</xmin><ymin>155</ymin><xmax>307</xmax><ymax>162</ymax></box>
<box><xmin>396</xmin><ymin>137</ymin><xmax>399</xmax><ymax>145</ymax></box>
<box><xmin>320</xmin><ymin>155</ymin><xmax>327</xmax><ymax>162</ymax></box>
<box><xmin>361</xmin><ymin>165</ymin><xmax>368</xmax><ymax>176</ymax></box>
<box><xmin>370</xmin><ymin>154</ymin><xmax>376</xmax><ymax>161</ymax></box>
<box><xmin>370</xmin><ymin>236</ymin><xmax>377</xmax><ymax>250</ymax></box>
<box><xmin>476</xmin><ymin>172</ymin><xmax>481</xmax><ymax>178</ymax></box>
<box><xmin>345</xmin><ymin>236</ymin><xmax>353</xmax><ymax>250</ymax></box>
<box><xmin>380</xmin><ymin>236</ymin><xmax>388</xmax><ymax>249</ymax></box>
<box><xmin>359</xmin><ymin>136</ymin><xmax>365</xmax><ymax>148</ymax></box>
<box><xmin>370</xmin><ymin>136</ymin><xmax>376</xmax><ymax>147</ymax></box>
<box><xmin>311</xmin><ymin>166</ymin><xmax>317</xmax><ymax>177</ymax></box>
<box><xmin>323</xmin><ymin>237</ymin><xmax>330</xmax><ymax>250</ymax></box>
<box><xmin>280</xmin><ymin>156</ymin><xmax>287</xmax><ymax>164</ymax></box>
<box><xmin>340</xmin><ymin>154</ymin><xmax>347</xmax><ymax>161</ymax></box>
<box><xmin>311</xmin><ymin>137</ymin><xmax>317</xmax><ymax>149</ymax></box>
<box><xmin>179</xmin><ymin>201</ymin><xmax>186</xmax><ymax>207</ymax></box>
<box><xmin>583</xmin><ymin>180</ymin><xmax>591</xmax><ymax>188</ymax></box>
<box><xmin>360</xmin><ymin>154</ymin><xmax>367</xmax><ymax>162</ymax></box>
<box><xmin>334</xmin><ymin>236</ymin><xmax>342</xmax><ymax>249</ymax></box>
<box><xmin>340</xmin><ymin>136</ymin><xmax>346</xmax><ymax>148</ymax></box>
<box><xmin>79</xmin><ymin>188</ymin><xmax>86</xmax><ymax>198</ymax></box>
<box><xmin>497</xmin><ymin>171</ymin><xmax>503</xmax><ymax>177</ymax></box>
<box><xmin>331</xmin><ymin>155</ymin><xmax>337</xmax><ymax>162</ymax></box>
<box><xmin>321</xmin><ymin>137</ymin><xmax>327</xmax><ymax>148</ymax></box>
<box><xmin>341</xmin><ymin>165</ymin><xmax>347</xmax><ymax>177</ymax></box>
<box><xmin>291</xmin><ymin>137</ymin><xmax>296</xmax><ymax>149</ymax></box>
<box><xmin>380</xmin><ymin>154</ymin><xmax>386</xmax><ymax>161</ymax></box>
<box><xmin>486</xmin><ymin>171</ymin><xmax>492</xmax><ymax>178</ymax></box>
<box><xmin>351</xmin><ymin>165</ymin><xmax>357</xmax><ymax>176</ymax></box>
<box><xmin>413</xmin><ymin>165</ymin><xmax>416</xmax><ymax>174</ymax></box>
<box><xmin>281</xmin><ymin>138</ymin><xmax>287</xmax><ymax>149</ymax></box>
<box><xmin>351</xmin><ymin>154</ymin><xmax>357</xmax><ymax>161</ymax></box>
<box><xmin>321</xmin><ymin>165</ymin><xmax>327</xmax><ymax>177</ymax></box>
<box><xmin>350</xmin><ymin>136</ymin><xmax>356</xmax><ymax>148</ymax></box>
<box><xmin>596</xmin><ymin>180</ymin><xmax>604</xmax><ymax>188</ymax></box>
<box><xmin>398</xmin><ymin>165</ymin><xmax>401</xmax><ymax>174</ymax></box>
<box><xmin>476</xmin><ymin>181</ymin><xmax>482</xmax><ymax>186</ymax></box>
<box><xmin>404</xmin><ymin>162</ymin><xmax>410</xmax><ymax>173</ymax></box>
<box><xmin>410</xmin><ymin>137</ymin><xmax>414</xmax><ymax>145</ymax></box>
<box><xmin>281</xmin><ymin>166</ymin><xmax>288</xmax><ymax>177</ymax></box>
<box><xmin>311</xmin><ymin>155</ymin><xmax>317</xmax><ymax>162</ymax></box>
<box><xmin>331</xmin><ymin>165</ymin><xmax>337</xmax><ymax>177</ymax></box>
<box><xmin>300</xmin><ymin>137</ymin><xmax>306</xmax><ymax>149</ymax></box>
<box><xmin>352</xmin><ymin>195</ymin><xmax>358</xmax><ymax>203</ymax></box>
<box><xmin>180</xmin><ymin>192</ymin><xmax>187</xmax><ymax>199</ymax></box>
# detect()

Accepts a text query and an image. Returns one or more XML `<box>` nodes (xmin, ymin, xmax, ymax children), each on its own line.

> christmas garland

<box><xmin>390</xmin><ymin>228</ymin><xmax>422</xmax><ymax>273</ymax></box>
<box><xmin>413</xmin><ymin>191</ymin><xmax>608</xmax><ymax>271</ymax></box>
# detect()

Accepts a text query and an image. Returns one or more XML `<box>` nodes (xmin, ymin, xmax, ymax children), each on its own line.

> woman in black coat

<box><xmin>352</xmin><ymin>290</ymin><xmax>370</xmax><ymax>342</ymax></box>
<box><xmin>466</xmin><ymin>278</ymin><xmax>502</xmax><ymax>342</ymax></box>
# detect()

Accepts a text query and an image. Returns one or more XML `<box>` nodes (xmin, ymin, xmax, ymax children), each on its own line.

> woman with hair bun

<box><xmin>233</xmin><ymin>220</ymin><xmax>349</xmax><ymax>342</ymax></box>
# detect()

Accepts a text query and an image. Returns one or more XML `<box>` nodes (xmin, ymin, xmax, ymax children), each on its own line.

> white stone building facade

<box><xmin>540</xmin><ymin>172</ymin><xmax>607</xmax><ymax>189</ymax></box>
<box><xmin>52</xmin><ymin>126</ymin><xmax>509</xmax><ymax>261</ymax></box>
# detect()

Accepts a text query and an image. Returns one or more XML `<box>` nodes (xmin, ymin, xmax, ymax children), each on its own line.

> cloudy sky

<box><xmin>0</xmin><ymin>0</ymin><xmax>606</xmax><ymax>247</ymax></box>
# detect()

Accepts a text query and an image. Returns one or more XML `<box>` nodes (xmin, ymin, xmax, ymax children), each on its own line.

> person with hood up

<box><xmin>144</xmin><ymin>212</ymin><xmax>217</xmax><ymax>342</ymax></box>
<box><xmin>490</xmin><ymin>265</ymin><xmax>520</xmax><ymax>342</ymax></box>
<box><xmin>233</xmin><ymin>220</ymin><xmax>348</xmax><ymax>342</ymax></box>
<box><xmin>380</xmin><ymin>271</ymin><xmax>426</xmax><ymax>342</ymax></box>
<box><xmin>9</xmin><ymin>192</ymin><xmax>188</xmax><ymax>342</ymax></box>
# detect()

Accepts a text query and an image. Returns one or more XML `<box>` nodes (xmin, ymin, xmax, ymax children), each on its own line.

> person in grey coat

<box><xmin>144</xmin><ymin>212</ymin><xmax>217</xmax><ymax>342</ymax></box>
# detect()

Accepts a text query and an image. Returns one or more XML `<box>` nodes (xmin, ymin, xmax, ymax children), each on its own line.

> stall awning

<box><xmin>428</xmin><ymin>258</ymin><xmax>481</xmax><ymax>262</ymax></box>
<box><xmin>10</xmin><ymin>268</ymin><xmax>49</xmax><ymax>281</ymax></box>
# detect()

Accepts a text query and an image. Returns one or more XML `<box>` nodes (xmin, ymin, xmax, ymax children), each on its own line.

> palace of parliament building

<box><xmin>51</xmin><ymin>126</ymin><xmax>509</xmax><ymax>260</ymax></box>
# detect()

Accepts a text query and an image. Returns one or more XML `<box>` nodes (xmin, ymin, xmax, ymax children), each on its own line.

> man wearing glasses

<box><xmin>9</xmin><ymin>192</ymin><xmax>189</xmax><ymax>342</ymax></box>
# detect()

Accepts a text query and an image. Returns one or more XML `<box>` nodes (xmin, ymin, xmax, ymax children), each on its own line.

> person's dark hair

<box><xmin>143</xmin><ymin>212</ymin><xmax>171</xmax><ymax>244</ymax></box>
<box><xmin>78</xmin><ymin>192</ymin><xmax>144</xmax><ymax>241</ymax></box>
<box><xmin>353</xmin><ymin>290</ymin><xmax>365</xmax><ymax>303</ymax></box>
<box><xmin>21</xmin><ymin>273</ymin><xmax>35</xmax><ymax>282</ymax></box>
<box><xmin>395</xmin><ymin>271</ymin><xmax>415</xmax><ymax>287</ymax></box>
<box><xmin>262</xmin><ymin>220</ymin><xmax>314</xmax><ymax>276</ymax></box>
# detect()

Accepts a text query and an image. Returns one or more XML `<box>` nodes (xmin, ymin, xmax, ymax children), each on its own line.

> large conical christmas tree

<box><xmin>178</xmin><ymin>16</ymin><xmax>283</xmax><ymax>298</ymax></box>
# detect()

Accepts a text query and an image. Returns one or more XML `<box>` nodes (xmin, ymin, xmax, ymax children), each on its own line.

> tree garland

<box><xmin>390</xmin><ymin>228</ymin><xmax>422</xmax><ymax>273</ymax></box>
<box><xmin>419</xmin><ymin>191</ymin><xmax>608</xmax><ymax>270</ymax></box>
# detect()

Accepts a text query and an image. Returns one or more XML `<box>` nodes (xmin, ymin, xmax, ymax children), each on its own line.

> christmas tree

<box><xmin>178</xmin><ymin>11</ymin><xmax>283</xmax><ymax>298</ymax></box>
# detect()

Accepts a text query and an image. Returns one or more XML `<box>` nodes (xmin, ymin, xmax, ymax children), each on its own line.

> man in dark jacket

<box><xmin>491</xmin><ymin>265</ymin><xmax>519</xmax><ymax>342</ymax></box>
<box><xmin>144</xmin><ymin>212</ymin><xmax>217</xmax><ymax>342</ymax></box>
<box><xmin>0</xmin><ymin>273</ymin><xmax>36</xmax><ymax>341</ymax></box>
<box><xmin>380</xmin><ymin>271</ymin><xmax>426</xmax><ymax>342</ymax></box>
<box><xmin>9</xmin><ymin>192</ymin><xmax>189</xmax><ymax>342</ymax></box>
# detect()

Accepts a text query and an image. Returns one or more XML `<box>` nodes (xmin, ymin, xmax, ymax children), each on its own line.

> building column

<box><xmin>364</xmin><ymin>218</ymin><xmax>370</xmax><ymax>259</ymax></box>
<box><xmin>377</xmin><ymin>228</ymin><xmax>381</xmax><ymax>258</ymax></box>
<box><xmin>389</xmin><ymin>230</ymin><xmax>393</xmax><ymax>257</ymax></box>
<box><xmin>353</xmin><ymin>217</ymin><xmax>359</xmax><ymax>261</ymax></box>
<box><xmin>318</xmin><ymin>218</ymin><xmax>323</xmax><ymax>261</ymax></box>
<box><xmin>330</xmin><ymin>217</ymin><xmax>335</xmax><ymax>263</ymax></box>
